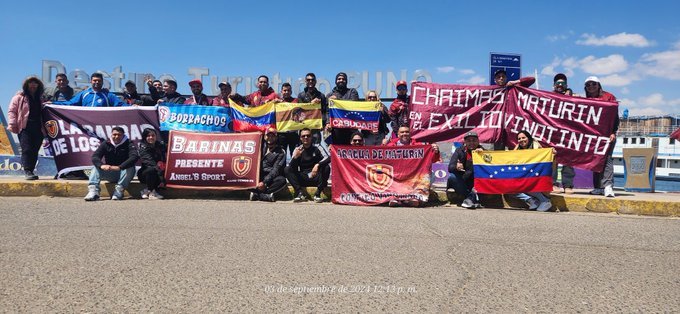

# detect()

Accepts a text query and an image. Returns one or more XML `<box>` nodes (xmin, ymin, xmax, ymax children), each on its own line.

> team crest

<box><xmin>483</xmin><ymin>153</ymin><xmax>492</xmax><ymax>163</ymax></box>
<box><xmin>44</xmin><ymin>120</ymin><xmax>59</xmax><ymax>138</ymax></box>
<box><xmin>232</xmin><ymin>156</ymin><xmax>252</xmax><ymax>177</ymax></box>
<box><xmin>158</xmin><ymin>106</ymin><xmax>170</xmax><ymax>122</ymax></box>
<box><xmin>366</xmin><ymin>164</ymin><xmax>394</xmax><ymax>192</ymax></box>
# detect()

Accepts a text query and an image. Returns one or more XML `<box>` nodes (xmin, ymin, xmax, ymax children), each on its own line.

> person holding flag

<box><xmin>512</xmin><ymin>130</ymin><xmax>553</xmax><ymax>211</ymax></box>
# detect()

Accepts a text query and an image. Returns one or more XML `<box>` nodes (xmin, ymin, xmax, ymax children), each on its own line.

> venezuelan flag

<box><xmin>472</xmin><ymin>148</ymin><xmax>554</xmax><ymax>194</ymax></box>
<box><xmin>329</xmin><ymin>99</ymin><xmax>381</xmax><ymax>131</ymax></box>
<box><xmin>275</xmin><ymin>102</ymin><xmax>323</xmax><ymax>132</ymax></box>
<box><xmin>229</xmin><ymin>99</ymin><xmax>276</xmax><ymax>132</ymax></box>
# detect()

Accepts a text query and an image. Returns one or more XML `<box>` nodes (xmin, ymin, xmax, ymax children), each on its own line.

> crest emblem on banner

<box><xmin>483</xmin><ymin>153</ymin><xmax>492</xmax><ymax>163</ymax></box>
<box><xmin>44</xmin><ymin>120</ymin><xmax>59</xmax><ymax>138</ymax></box>
<box><xmin>158</xmin><ymin>106</ymin><xmax>170</xmax><ymax>122</ymax></box>
<box><xmin>232</xmin><ymin>156</ymin><xmax>252</xmax><ymax>177</ymax></box>
<box><xmin>366</xmin><ymin>164</ymin><xmax>393</xmax><ymax>191</ymax></box>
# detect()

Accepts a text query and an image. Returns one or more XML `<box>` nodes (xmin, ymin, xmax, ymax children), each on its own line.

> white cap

<box><xmin>584</xmin><ymin>76</ymin><xmax>600</xmax><ymax>84</ymax></box>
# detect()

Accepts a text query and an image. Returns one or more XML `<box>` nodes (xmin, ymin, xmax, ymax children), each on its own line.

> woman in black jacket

<box><xmin>137</xmin><ymin>128</ymin><xmax>167</xmax><ymax>199</ymax></box>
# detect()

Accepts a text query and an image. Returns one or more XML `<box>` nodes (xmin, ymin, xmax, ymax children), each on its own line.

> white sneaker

<box><xmin>148</xmin><ymin>190</ymin><xmax>164</xmax><ymax>200</ymax></box>
<box><xmin>589</xmin><ymin>188</ymin><xmax>604</xmax><ymax>195</ymax></box>
<box><xmin>140</xmin><ymin>188</ymin><xmax>150</xmax><ymax>199</ymax></box>
<box><xmin>537</xmin><ymin>201</ymin><xmax>553</xmax><ymax>212</ymax></box>
<box><xmin>461</xmin><ymin>198</ymin><xmax>475</xmax><ymax>209</ymax></box>
<box><xmin>111</xmin><ymin>185</ymin><xmax>124</xmax><ymax>200</ymax></box>
<box><xmin>604</xmin><ymin>185</ymin><xmax>615</xmax><ymax>198</ymax></box>
<box><xmin>526</xmin><ymin>198</ymin><xmax>539</xmax><ymax>210</ymax></box>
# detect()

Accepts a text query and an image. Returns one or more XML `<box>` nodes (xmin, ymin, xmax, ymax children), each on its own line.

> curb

<box><xmin>0</xmin><ymin>179</ymin><xmax>678</xmax><ymax>217</ymax></box>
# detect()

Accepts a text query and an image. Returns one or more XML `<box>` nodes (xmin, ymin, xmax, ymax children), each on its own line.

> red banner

<box><xmin>409</xmin><ymin>82</ymin><xmax>619</xmax><ymax>172</ymax></box>
<box><xmin>330</xmin><ymin>145</ymin><xmax>434</xmax><ymax>206</ymax></box>
<box><xmin>165</xmin><ymin>131</ymin><xmax>261</xmax><ymax>189</ymax></box>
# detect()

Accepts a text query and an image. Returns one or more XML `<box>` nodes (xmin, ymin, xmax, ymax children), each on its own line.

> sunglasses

<box><xmin>586</xmin><ymin>82</ymin><xmax>599</xmax><ymax>87</ymax></box>
<box><xmin>367</xmin><ymin>97</ymin><xmax>378</xmax><ymax>100</ymax></box>
<box><xmin>397</xmin><ymin>86</ymin><xmax>407</xmax><ymax>91</ymax></box>
<box><xmin>300</xmin><ymin>134</ymin><xmax>311</xmax><ymax>138</ymax></box>
<box><xmin>351</xmin><ymin>139</ymin><xmax>363</xmax><ymax>143</ymax></box>
<box><xmin>555</xmin><ymin>81</ymin><xmax>567</xmax><ymax>86</ymax></box>
<box><xmin>306</xmin><ymin>78</ymin><xmax>316</xmax><ymax>82</ymax></box>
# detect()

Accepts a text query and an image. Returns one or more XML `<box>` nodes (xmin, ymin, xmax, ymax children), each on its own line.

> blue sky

<box><xmin>2</xmin><ymin>0</ymin><xmax>680</xmax><ymax>117</ymax></box>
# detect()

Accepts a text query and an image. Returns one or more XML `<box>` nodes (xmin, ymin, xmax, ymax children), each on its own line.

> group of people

<box><xmin>7</xmin><ymin>69</ymin><xmax>618</xmax><ymax>209</ymax></box>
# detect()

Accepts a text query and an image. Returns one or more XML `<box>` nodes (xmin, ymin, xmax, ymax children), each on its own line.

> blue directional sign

<box><xmin>490</xmin><ymin>53</ymin><xmax>521</xmax><ymax>85</ymax></box>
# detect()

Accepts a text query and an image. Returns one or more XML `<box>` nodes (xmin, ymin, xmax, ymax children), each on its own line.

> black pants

<box><xmin>284</xmin><ymin>164</ymin><xmax>330</xmax><ymax>195</ymax></box>
<box><xmin>137</xmin><ymin>167</ymin><xmax>163</xmax><ymax>190</ymax></box>
<box><xmin>19</xmin><ymin>123</ymin><xmax>43</xmax><ymax>172</ymax></box>
<box><xmin>277</xmin><ymin>132</ymin><xmax>300</xmax><ymax>157</ymax></box>
<box><xmin>251</xmin><ymin>176</ymin><xmax>288</xmax><ymax>195</ymax></box>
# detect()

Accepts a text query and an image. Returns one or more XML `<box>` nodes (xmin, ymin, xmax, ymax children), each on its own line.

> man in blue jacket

<box><xmin>49</xmin><ymin>73</ymin><xmax>126</xmax><ymax>107</ymax></box>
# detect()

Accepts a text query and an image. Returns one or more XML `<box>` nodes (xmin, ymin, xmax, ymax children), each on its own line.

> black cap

<box><xmin>464</xmin><ymin>131</ymin><xmax>479</xmax><ymax>139</ymax></box>
<box><xmin>124</xmin><ymin>80</ymin><xmax>136</xmax><ymax>87</ymax></box>
<box><xmin>494</xmin><ymin>69</ymin><xmax>506</xmax><ymax>77</ymax></box>
<box><xmin>553</xmin><ymin>73</ymin><xmax>567</xmax><ymax>84</ymax></box>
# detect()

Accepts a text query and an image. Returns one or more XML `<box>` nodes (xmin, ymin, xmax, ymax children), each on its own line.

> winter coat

<box><xmin>7</xmin><ymin>91</ymin><xmax>44</xmax><ymax>134</ymax></box>
<box><xmin>92</xmin><ymin>137</ymin><xmax>139</xmax><ymax>169</ymax></box>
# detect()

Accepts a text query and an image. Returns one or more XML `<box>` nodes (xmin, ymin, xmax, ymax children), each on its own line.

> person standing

<box><xmin>551</xmin><ymin>73</ymin><xmax>575</xmax><ymax>194</ymax></box>
<box><xmin>388</xmin><ymin>80</ymin><xmax>410</xmax><ymax>141</ymax></box>
<box><xmin>7</xmin><ymin>77</ymin><xmax>45</xmax><ymax>180</ymax></box>
<box><xmin>584</xmin><ymin>76</ymin><xmax>618</xmax><ymax>198</ymax></box>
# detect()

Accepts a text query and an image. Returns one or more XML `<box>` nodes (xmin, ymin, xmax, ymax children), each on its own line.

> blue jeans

<box><xmin>88</xmin><ymin>166</ymin><xmax>135</xmax><ymax>188</ymax></box>
<box><xmin>515</xmin><ymin>192</ymin><xmax>551</xmax><ymax>204</ymax></box>
<box><xmin>447</xmin><ymin>172</ymin><xmax>474</xmax><ymax>199</ymax></box>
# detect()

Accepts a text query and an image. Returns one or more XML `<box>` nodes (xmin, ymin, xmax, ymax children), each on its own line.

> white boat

<box><xmin>613</xmin><ymin>115</ymin><xmax>680</xmax><ymax>178</ymax></box>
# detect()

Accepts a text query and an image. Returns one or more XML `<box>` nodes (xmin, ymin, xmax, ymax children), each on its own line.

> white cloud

<box><xmin>540</xmin><ymin>66</ymin><xmax>555</xmax><ymax>76</ymax></box>
<box><xmin>636</xmin><ymin>49</ymin><xmax>680</xmax><ymax>80</ymax></box>
<box><xmin>547</xmin><ymin>34</ymin><xmax>567</xmax><ymax>42</ymax></box>
<box><xmin>638</xmin><ymin>93</ymin><xmax>664</xmax><ymax>106</ymax></box>
<box><xmin>576</xmin><ymin>32</ymin><xmax>652</xmax><ymax>47</ymax></box>
<box><xmin>437</xmin><ymin>66</ymin><xmax>455</xmax><ymax>73</ymax></box>
<box><xmin>599</xmin><ymin>74</ymin><xmax>635</xmax><ymax>87</ymax></box>
<box><xmin>579</xmin><ymin>54</ymin><xmax>628</xmax><ymax>75</ymax></box>
<box><xmin>459</xmin><ymin>75</ymin><xmax>486</xmax><ymax>85</ymax></box>
<box><xmin>620</xmin><ymin>87</ymin><xmax>630</xmax><ymax>95</ymax></box>
<box><xmin>459</xmin><ymin>69</ymin><xmax>475</xmax><ymax>75</ymax></box>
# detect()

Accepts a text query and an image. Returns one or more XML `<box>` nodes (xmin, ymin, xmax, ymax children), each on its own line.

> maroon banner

<box><xmin>409</xmin><ymin>82</ymin><xmax>619</xmax><ymax>172</ymax></box>
<box><xmin>165</xmin><ymin>131</ymin><xmax>261</xmax><ymax>190</ymax></box>
<box><xmin>330</xmin><ymin>145</ymin><xmax>434</xmax><ymax>206</ymax></box>
<box><xmin>504</xmin><ymin>87</ymin><xmax>618</xmax><ymax>172</ymax></box>
<box><xmin>409</xmin><ymin>82</ymin><xmax>506</xmax><ymax>143</ymax></box>
<box><xmin>42</xmin><ymin>105</ymin><xmax>159</xmax><ymax>176</ymax></box>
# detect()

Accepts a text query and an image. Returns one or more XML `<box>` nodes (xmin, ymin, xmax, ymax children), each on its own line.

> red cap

<box><xmin>188</xmin><ymin>79</ymin><xmax>202</xmax><ymax>87</ymax></box>
<box><xmin>396</xmin><ymin>80</ymin><xmax>407</xmax><ymax>88</ymax></box>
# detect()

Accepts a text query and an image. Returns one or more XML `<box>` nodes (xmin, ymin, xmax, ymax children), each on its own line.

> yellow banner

<box><xmin>275</xmin><ymin>102</ymin><xmax>323</xmax><ymax>131</ymax></box>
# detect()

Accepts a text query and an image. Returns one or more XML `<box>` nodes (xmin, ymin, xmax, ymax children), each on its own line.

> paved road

<box><xmin>1</xmin><ymin>197</ymin><xmax>678</xmax><ymax>312</ymax></box>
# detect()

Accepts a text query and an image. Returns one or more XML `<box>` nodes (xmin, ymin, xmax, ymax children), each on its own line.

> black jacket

<box><xmin>92</xmin><ymin>138</ymin><xmax>139</xmax><ymax>169</ymax></box>
<box><xmin>261</xmin><ymin>145</ymin><xmax>286</xmax><ymax>186</ymax></box>
<box><xmin>161</xmin><ymin>92</ymin><xmax>186</xmax><ymax>104</ymax></box>
<box><xmin>449</xmin><ymin>145</ymin><xmax>483</xmax><ymax>182</ymax></box>
<box><xmin>44</xmin><ymin>86</ymin><xmax>77</xmax><ymax>102</ymax></box>
<box><xmin>298</xmin><ymin>87</ymin><xmax>328</xmax><ymax>123</ymax></box>
<box><xmin>288</xmin><ymin>145</ymin><xmax>330</xmax><ymax>173</ymax></box>
<box><xmin>138</xmin><ymin>141</ymin><xmax>166</xmax><ymax>169</ymax></box>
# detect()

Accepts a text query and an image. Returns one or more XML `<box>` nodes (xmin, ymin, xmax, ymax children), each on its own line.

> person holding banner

<box><xmin>493</xmin><ymin>69</ymin><xmax>535</xmax><ymax>88</ymax></box>
<box><xmin>326</xmin><ymin>72</ymin><xmax>359</xmax><ymax>145</ymax></box>
<box><xmin>231</xmin><ymin>75</ymin><xmax>279</xmax><ymax>107</ymax></box>
<box><xmin>137</xmin><ymin>128</ymin><xmax>166</xmax><ymax>200</ymax></box>
<box><xmin>388</xmin><ymin>80</ymin><xmax>410</xmax><ymax>141</ymax></box>
<box><xmin>250</xmin><ymin>127</ymin><xmax>287</xmax><ymax>202</ymax></box>
<box><xmin>157</xmin><ymin>79</ymin><xmax>186</xmax><ymax>104</ymax></box>
<box><xmin>513</xmin><ymin>130</ymin><xmax>553</xmax><ymax>211</ymax></box>
<box><xmin>84</xmin><ymin>127</ymin><xmax>139</xmax><ymax>201</ymax></box>
<box><xmin>584</xmin><ymin>76</ymin><xmax>618</xmax><ymax>198</ymax></box>
<box><xmin>297</xmin><ymin>73</ymin><xmax>327</xmax><ymax>144</ymax></box>
<box><xmin>363</xmin><ymin>90</ymin><xmax>390</xmax><ymax>146</ymax></box>
<box><xmin>212</xmin><ymin>81</ymin><xmax>232</xmax><ymax>107</ymax></box>
<box><xmin>275</xmin><ymin>83</ymin><xmax>300</xmax><ymax>156</ymax></box>
<box><xmin>50</xmin><ymin>73</ymin><xmax>126</xmax><ymax>107</ymax></box>
<box><xmin>7</xmin><ymin>76</ymin><xmax>45</xmax><ymax>180</ymax></box>
<box><xmin>284</xmin><ymin>128</ymin><xmax>331</xmax><ymax>203</ymax></box>
<box><xmin>551</xmin><ymin>73</ymin><xmax>575</xmax><ymax>194</ymax></box>
<box><xmin>448</xmin><ymin>132</ymin><xmax>483</xmax><ymax>209</ymax></box>
<box><xmin>184</xmin><ymin>79</ymin><xmax>212</xmax><ymax>105</ymax></box>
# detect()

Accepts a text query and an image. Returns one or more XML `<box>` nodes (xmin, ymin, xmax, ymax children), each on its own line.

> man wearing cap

<box><xmin>231</xmin><ymin>75</ymin><xmax>279</xmax><ymax>107</ymax></box>
<box><xmin>551</xmin><ymin>73</ymin><xmax>575</xmax><ymax>194</ymax></box>
<box><xmin>250</xmin><ymin>127</ymin><xmax>287</xmax><ymax>202</ymax></box>
<box><xmin>326</xmin><ymin>72</ymin><xmax>360</xmax><ymax>145</ymax></box>
<box><xmin>212</xmin><ymin>81</ymin><xmax>232</xmax><ymax>107</ymax></box>
<box><xmin>122</xmin><ymin>80</ymin><xmax>155</xmax><ymax>106</ymax></box>
<box><xmin>184</xmin><ymin>79</ymin><xmax>211</xmax><ymax>105</ymax></box>
<box><xmin>493</xmin><ymin>69</ymin><xmax>536</xmax><ymax>88</ymax></box>
<box><xmin>448</xmin><ymin>131</ymin><xmax>484</xmax><ymax>209</ymax></box>
<box><xmin>388</xmin><ymin>80</ymin><xmax>411</xmax><ymax>142</ymax></box>
<box><xmin>157</xmin><ymin>79</ymin><xmax>186</xmax><ymax>104</ymax></box>
<box><xmin>284</xmin><ymin>128</ymin><xmax>331</xmax><ymax>203</ymax></box>
<box><xmin>584</xmin><ymin>76</ymin><xmax>618</xmax><ymax>197</ymax></box>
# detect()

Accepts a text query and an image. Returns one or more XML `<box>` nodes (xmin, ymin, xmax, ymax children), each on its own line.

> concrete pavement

<box><xmin>0</xmin><ymin>198</ymin><xmax>678</xmax><ymax>312</ymax></box>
